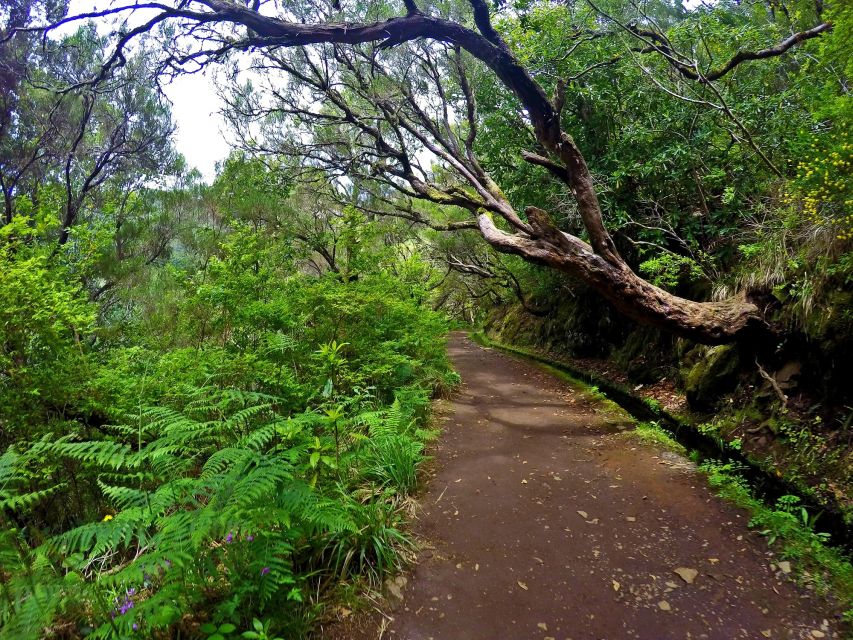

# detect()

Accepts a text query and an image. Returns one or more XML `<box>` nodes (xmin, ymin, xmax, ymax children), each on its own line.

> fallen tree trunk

<box><xmin>478</xmin><ymin>212</ymin><xmax>766</xmax><ymax>345</ymax></box>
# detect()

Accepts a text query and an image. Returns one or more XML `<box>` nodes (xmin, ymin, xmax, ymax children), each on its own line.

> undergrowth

<box><xmin>0</xmin><ymin>251</ymin><xmax>454</xmax><ymax>638</ymax></box>
<box><xmin>630</xmin><ymin>421</ymin><xmax>686</xmax><ymax>455</ymax></box>
<box><xmin>700</xmin><ymin>461</ymin><xmax>853</xmax><ymax>624</ymax></box>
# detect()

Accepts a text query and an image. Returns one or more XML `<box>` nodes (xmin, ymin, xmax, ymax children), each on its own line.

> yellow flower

<box><xmin>103</xmin><ymin>514</ymin><xmax>114</xmax><ymax>521</ymax></box>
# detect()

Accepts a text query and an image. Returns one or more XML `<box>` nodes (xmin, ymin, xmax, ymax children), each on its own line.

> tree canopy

<box><xmin>6</xmin><ymin>0</ymin><xmax>844</xmax><ymax>342</ymax></box>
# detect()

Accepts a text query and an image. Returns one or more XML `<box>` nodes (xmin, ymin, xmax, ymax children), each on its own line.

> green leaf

<box><xmin>154</xmin><ymin>606</ymin><xmax>182</xmax><ymax>626</ymax></box>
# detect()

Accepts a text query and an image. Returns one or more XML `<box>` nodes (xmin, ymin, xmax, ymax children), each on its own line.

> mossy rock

<box><xmin>684</xmin><ymin>344</ymin><xmax>741</xmax><ymax>411</ymax></box>
<box><xmin>615</xmin><ymin>325</ymin><xmax>676</xmax><ymax>383</ymax></box>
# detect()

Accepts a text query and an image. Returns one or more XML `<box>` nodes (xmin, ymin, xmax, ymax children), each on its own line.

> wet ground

<box><xmin>322</xmin><ymin>333</ymin><xmax>843</xmax><ymax>639</ymax></box>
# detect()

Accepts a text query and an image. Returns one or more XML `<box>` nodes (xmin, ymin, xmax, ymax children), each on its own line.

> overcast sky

<box><xmin>64</xmin><ymin>0</ymin><xmax>231</xmax><ymax>182</ymax></box>
<box><xmin>160</xmin><ymin>72</ymin><xmax>230</xmax><ymax>182</ymax></box>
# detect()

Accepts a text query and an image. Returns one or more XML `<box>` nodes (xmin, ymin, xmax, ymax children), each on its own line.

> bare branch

<box><xmin>676</xmin><ymin>22</ymin><xmax>831</xmax><ymax>82</ymax></box>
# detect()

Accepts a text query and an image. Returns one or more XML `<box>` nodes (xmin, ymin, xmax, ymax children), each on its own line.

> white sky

<box><xmin>65</xmin><ymin>0</ymin><xmax>231</xmax><ymax>182</ymax></box>
<box><xmin>159</xmin><ymin>72</ymin><xmax>230</xmax><ymax>182</ymax></box>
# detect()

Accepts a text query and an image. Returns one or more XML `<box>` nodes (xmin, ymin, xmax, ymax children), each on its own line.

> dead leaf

<box><xmin>537</xmin><ymin>622</ymin><xmax>548</xmax><ymax>631</ymax></box>
<box><xmin>760</xmin><ymin>631</ymin><xmax>772</xmax><ymax>638</ymax></box>
<box><xmin>777</xmin><ymin>561</ymin><xmax>792</xmax><ymax>574</ymax></box>
<box><xmin>657</xmin><ymin>600</ymin><xmax>671</xmax><ymax>611</ymax></box>
<box><xmin>673</xmin><ymin>567</ymin><xmax>698</xmax><ymax>584</ymax></box>
<box><xmin>626</xmin><ymin>516</ymin><xmax>636</xmax><ymax>522</ymax></box>
<box><xmin>386</xmin><ymin>578</ymin><xmax>404</xmax><ymax>600</ymax></box>
<box><xmin>577</xmin><ymin>510</ymin><xmax>588</xmax><ymax>519</ymax></box>
<box><xmin>517</xmin><ymin>581</ymin><xmax>528</xmax><ymax>590</ymax></box>
<box><xmin>612</xmin><ymin>580</ymin><xmax>620</xmax><ymax>591</ymax></box>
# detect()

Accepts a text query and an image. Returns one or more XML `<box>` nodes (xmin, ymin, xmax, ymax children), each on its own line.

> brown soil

<box><xmin>320</xmin><ymin>333</ymin><xmax>844</xmax><ymax>640</ymax></box>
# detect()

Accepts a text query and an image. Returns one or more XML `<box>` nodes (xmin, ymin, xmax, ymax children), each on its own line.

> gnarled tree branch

<box><xmin>22</xmin><ymin>0</ymin><xmax>779</xmax><ymax>343</ymax></box>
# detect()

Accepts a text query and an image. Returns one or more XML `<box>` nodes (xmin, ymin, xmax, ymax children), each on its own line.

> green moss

<box><xmin>629</xmin><ymin>421</ymin><xmax>686</xmax><ymax>454</ymax></box>
<box><xmin>683</xmin><ymin>344</ymin><xmax>740</xmax><ymax>411</ymax></box>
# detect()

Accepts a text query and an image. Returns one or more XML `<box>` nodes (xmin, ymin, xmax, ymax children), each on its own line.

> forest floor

<box><xmin>321</xmin><ymin>333</ymin><xmax>843</xmax><ymax>639</ymax></box>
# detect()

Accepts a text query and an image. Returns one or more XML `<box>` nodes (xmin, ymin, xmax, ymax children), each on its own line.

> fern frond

<box><xmin>97</xmin><ymin>480</ymin><xmax>149</xmax><ymax>510</ymax></box>
<box><xmin>45</xmin><ymin>440</ymin><xmax>133</xmax><ymax>470</ymax></box>
<box><xmin>0</xmin><ymin>483</ymin><xmax>67</xmax><ymax>512</ymax></box>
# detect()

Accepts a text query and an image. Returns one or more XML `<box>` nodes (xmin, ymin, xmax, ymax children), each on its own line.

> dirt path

<box><xmin>326</xmin><ymin>333</ymin><xmax>843</xmax><ymax>639</ymax></box>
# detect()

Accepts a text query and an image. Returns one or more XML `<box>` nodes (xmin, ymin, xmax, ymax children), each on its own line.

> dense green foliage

<box><xmin>2</xmin><ymin>0</ymin><xmax>852</xmax><ymax>635</ymax></box>
<box><xmin>457</xmin><ymin>0</ymin><xmax>852</xmax><ymax>322</ymax></box>
<box><xmin>0</xmin><ymin>135</ymin><xmax>453</xmax><ymax>638</ymax></box>
<box><xmin>1</xmin><ymin>211</ymin><xmax>452</xmax><ymax>637</ymax></box>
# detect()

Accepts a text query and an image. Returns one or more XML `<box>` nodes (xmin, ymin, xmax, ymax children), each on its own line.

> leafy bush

<box><xmin>2</xmin><ymin>359</ymin><xmax>444</xmax><ymax>638</ymax></box>
<box><xmin>0</xmin><ymin>219</ymin><xmax>96</xmax><ymax>448</ymax></box>
<box><xmin>0</xmin><ymin>235</ymin><xmax>452</xmax><ymax>637</ymax></box>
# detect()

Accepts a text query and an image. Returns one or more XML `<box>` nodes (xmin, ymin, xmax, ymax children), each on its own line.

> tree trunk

<box><xmin>105</xmin><ymin>1</ymin><xmax>774</xmax><ymax>344</ymax></box>
<box><xmin>478</xmin><ymin>213</ymin><xmax>766</xmax><ymax>344</ymax></box>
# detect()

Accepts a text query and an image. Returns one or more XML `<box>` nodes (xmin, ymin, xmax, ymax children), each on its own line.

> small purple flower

<box><xmin>225</xmin><ymin>532</ymin><xmax>234</xmax><ymax>544</ymax></box>
<box><xmin>164</xmin><ymin>559</ymin><xmax>171</xmax><ymax>569</ymax></box>
<box><xmin>132</xmin><ymin>623</ymin><xmax>138</xmax><ymax>631</ymax></box>
<box><xmin>127</xmin><ymin>587</ymin><xmax>136</xmax><ymax>596</ymax></box>
<box><xmin>246</xmin><ymin>535</ymin><xmax>254</xmax><ymax>542</ymax></box>
<box><xmin>260</xmin><ymin>566</ymin><xmax>270</xmax><ymax>576</ymax></box>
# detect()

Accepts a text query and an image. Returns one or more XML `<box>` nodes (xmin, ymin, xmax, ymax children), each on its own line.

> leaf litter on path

<box><xmin>673</xmin><ymin>567</ymin><xmax>698</xmax><ymax>584</ymax></box>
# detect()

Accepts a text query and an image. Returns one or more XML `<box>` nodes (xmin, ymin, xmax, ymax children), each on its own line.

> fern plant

<box><xmin>0</xmin><ymin>383</ymin><xmax>436</xmax><ymax>638</ymax></box>
<box><xmin>1</xmin><ymin>261</ymin><xmax>452</xmax><ymax>638</ymax></box>
<box><xmin>0</xmin><ymin>390</ymin><xmax>350</xmax><ymax>637</ymax></box>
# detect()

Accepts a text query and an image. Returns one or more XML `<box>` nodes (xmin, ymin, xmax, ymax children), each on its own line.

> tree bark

<box><xmin>58</xmin><ymin>0</ymin><xmax>778</xmax><ymax>344</ymax></box>
<box><xmin>477</xmin><ymin>212</ymin><xmax>765</xmax><ymax>344</ymax></box>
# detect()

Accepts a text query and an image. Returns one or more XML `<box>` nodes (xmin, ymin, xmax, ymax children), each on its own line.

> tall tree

<box><xmin>1</xmin><ymin>14</ymin><xmax>176</xmax><ymax>245</ymax></box>
<box><xmin>9</xmin><ymin>0</ymin><xmax>835</xmax><ymax>343</ymax></box>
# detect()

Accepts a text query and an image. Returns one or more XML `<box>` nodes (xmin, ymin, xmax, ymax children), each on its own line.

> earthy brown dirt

<box><xmin>321</xmin><ymin>333</ymin><xmax>843</xmax><ymax>640</ymax></box>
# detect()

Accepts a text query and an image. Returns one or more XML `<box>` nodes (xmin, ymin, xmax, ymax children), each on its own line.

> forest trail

<box><xmin>328</xmin><ymin>333</ymin><xmax>842</xmax><ymax>640</ymax></box>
